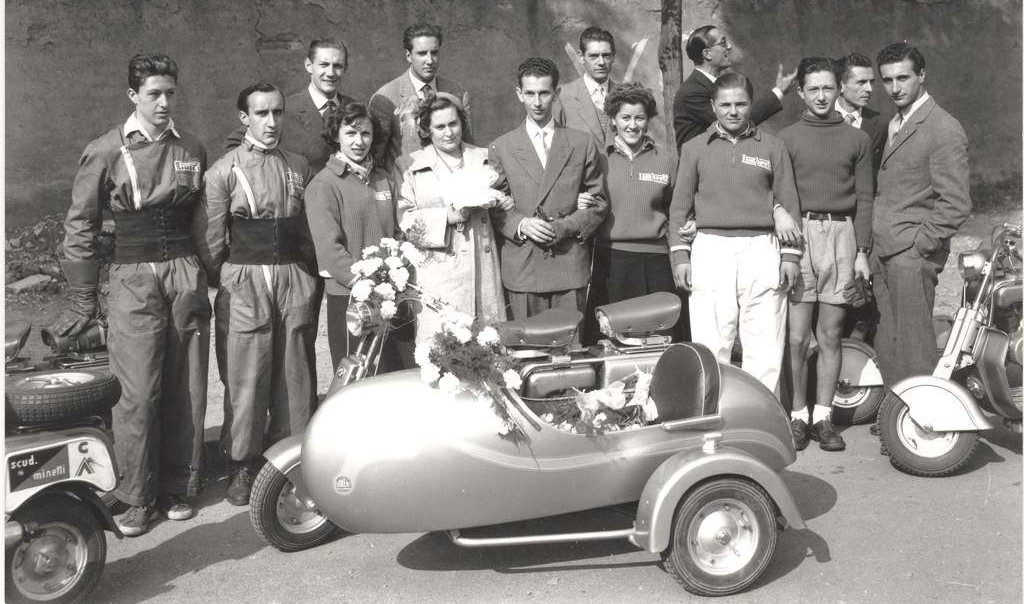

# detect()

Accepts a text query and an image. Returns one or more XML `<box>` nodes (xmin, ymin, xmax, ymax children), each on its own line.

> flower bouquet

<box><xmin>349</xmin><ymin>238</ymin><xmax>424</xmax><ymax>320</ymax></box>
<box><xmin>416</xmin><ymin>310</ymin><xmax>526</xmax><ymax>441</ymax></box>
<box><xmin>537</xmin><ymin>369</ymin><xmax>658</xmax><ymax>435</ymax></box>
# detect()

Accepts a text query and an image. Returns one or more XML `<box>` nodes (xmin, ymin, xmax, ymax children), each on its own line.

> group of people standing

<box><xmin>49</xmin><ymin>21</ymin><xmax>970</xmax><ymax>537</ymax></box>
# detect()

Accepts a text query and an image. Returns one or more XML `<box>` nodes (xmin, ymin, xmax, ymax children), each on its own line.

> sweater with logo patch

<box><xmin>668</xmin><ymin>126</ymin><xmax>801</xmax><ymax>263</ymax></box>
<box><xmin>778</xmin><ymin>112</ymin><xmax>874</xmax><ymax>248</ymax></box>
<box><xmin>598</xmin><ymin>139</ymin><xmax>677</xmax><ymax>254</ymax></box>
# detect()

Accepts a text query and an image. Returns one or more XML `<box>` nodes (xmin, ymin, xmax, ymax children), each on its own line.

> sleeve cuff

<box><xmin>781</xmin><ymin>251</ymin><xmax>801</xmax><ymax>263</ymax></box>
<box><xmin>671</xmin><ymin>249</ymin><xmax>690</xmax><ymax>264</ymax></box>
<box><xmin>772</xmin><ymin>87</ymin><xmax>784</xmax><ymax>100</ymax></box>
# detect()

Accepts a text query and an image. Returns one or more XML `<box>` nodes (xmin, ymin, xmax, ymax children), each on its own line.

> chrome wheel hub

<box><xmin>10</xmin><ymin>522</ymin><xmax>88</xmax><ymax>600</ymax></box>
<box><xmin>833</xmin><ymin>382</ymin><xmax>872</xmax><ymax>408</ymax></box>
<box><xmin>895</xmin><ymin>404</ymin><xmax>959</xmax><ymax>458</ymax></box>
<box><xmin>686</xmin><ymin>499</ymin><xmax>760</xmax><ymax>575</ymax></box>
<box><xmin>13</xmin><ymin>372</ymin><xmax>96</xmax><ymax>390</ymax></box>
<box><xmin>276</xmin><ymin>481</ymin><xmax>328</xmax><ymax>534</ymax></box>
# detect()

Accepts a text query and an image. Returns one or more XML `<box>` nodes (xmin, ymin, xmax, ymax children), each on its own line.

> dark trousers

<box><xmin>326</xmin><ymin>293</ymin><xmax>416</xmax><ymax>373</ymax></box>
<box><xmin>587</xmin><ymin>247</ymin><xmax>690</xmax><ymax>343</ymax></box>
<box><xmin>871</xmin><ymin>247</ymin><xmax>945</xmax><ymax>384</ymax></box>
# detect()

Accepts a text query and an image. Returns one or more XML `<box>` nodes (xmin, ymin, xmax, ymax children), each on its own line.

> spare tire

<box><xmin>6</xmin><ymin>368</ymin><xmax>119</xmax><ymax>425</ymax></box>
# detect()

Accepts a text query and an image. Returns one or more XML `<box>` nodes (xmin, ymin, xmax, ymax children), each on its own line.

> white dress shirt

<box><xmin>835</xmin><ymin>103</ymin><xmax>863</xmax><ymax>129</ymax></box>
<box><xmin>409</xmin><ymin>71</ymin><xmax>436</xmax><ymax>99</ymax></box>
<box><xmin>524</xmin><ymin>117</ymin><xmax>555</xmax><ymax>168</ymax></box>
<box><xmin>307</xmin><ymin>84</ymin><xmax>337</xmax><ymax>116</ymax></box>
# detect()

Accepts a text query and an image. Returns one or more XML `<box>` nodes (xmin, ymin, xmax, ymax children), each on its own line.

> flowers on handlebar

<box><xmin>350</xmin><ymin>239</ymin><xmax>421</xmax><ymax>319</ymax></box>
<box><xmin>417</xmin><ymin>311</ymin><xmax>526</xmax><ymax>441</ymax></box>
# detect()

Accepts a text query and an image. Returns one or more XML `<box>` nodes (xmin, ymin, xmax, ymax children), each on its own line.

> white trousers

<box><xmin>689</xmin><ymin>232</ymin><xmax>787</xmax><ymax>394</ymax></box>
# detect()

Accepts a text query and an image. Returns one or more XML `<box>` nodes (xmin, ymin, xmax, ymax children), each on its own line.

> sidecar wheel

<box><xmin>5</xmin><ymin>496</ymin><xmax>106</xmax><ymax>604</ymax></box>
<box><xmin>250</xmin><ymin>463</ymin><xmax>339</xmax><ymax>552</ymax></box>
<box><xmin>661</xmin><ymin>478</ymin><xmax>777</xmax><ymax>597</ymax></box>
<box><xmin>878</xmin><ymin>393</ymin><xmax>979</xmax><ymax>477</ymax></box>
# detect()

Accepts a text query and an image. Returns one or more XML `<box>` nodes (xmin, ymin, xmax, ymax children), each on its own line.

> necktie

<box><xmin>322</xmin><ymin>99</ymin><xmax>337</xmax><ymax>120</ymax></box>
<box><xmin>421</xmin><ymin>83</ymin><xmax>433</xmax><ymax>99</ymax></box>
<box><xmin>592</xmin><ymin>85</ymin><xmax>605</xmax><ymax>110</ymax></box>
<box><xmin>887</xmin><ymin>113</ymin><xmax>904</xmax><ymax>147</ymax></box>
<box><xmin>844</xmin><ymin>112</ymin><xmax>856</xmax><ymax>125</ymax></box>
<box><xmin>536</xmin><ymin>130</ymin><xmax>548</xmax><ymax>168</ymax></box>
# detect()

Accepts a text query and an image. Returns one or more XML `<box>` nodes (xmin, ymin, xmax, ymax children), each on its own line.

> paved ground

<box><xmin>90</xmin><ymin>421</ymin><xmax>1021</xmax><ymax>603</ymax></box>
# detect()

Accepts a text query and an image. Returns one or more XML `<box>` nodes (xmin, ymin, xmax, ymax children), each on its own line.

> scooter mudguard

<box><xmin>838</xmin><ymin>339</ymin><xmax>884</xmax><ymax>387</ymax></box>
<box><xmin>262</xmin><ymin>434</ymin><xmax>307</xmax><ymax>493</ymax></box>
<box><xmin>891</xmin><ymin>376</ymin><xmax>994</xmax><ymax>431</ymax></box>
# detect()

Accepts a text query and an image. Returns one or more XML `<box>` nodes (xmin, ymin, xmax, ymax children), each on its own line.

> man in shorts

<box><xmin>778</xmin><ymin>57</ymin><xmax>873</xmax><ymax>451</ymax></box>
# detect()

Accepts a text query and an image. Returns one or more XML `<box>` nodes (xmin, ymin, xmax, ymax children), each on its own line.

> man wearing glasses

<box><xmin>672</xmin><ymin>25</ymin><xmax>797</xmax><ymax>149</ymax></box>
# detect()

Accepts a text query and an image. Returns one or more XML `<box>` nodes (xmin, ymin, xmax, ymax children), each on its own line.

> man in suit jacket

<box><xmin>871</xmin><ymin>42</ymin><xmax>971</xmax><ymax>384</ymax></box>
<box><xmin>490</xmin><ymin>57</ymin><xmax>608</xmax><ymax>321</ymax></box>
<box><xmin>369</xmin><ymin>23</ymin><xmax>472</xmax><ymax>172</ymax></box>
<box><xmin>672</xmin><ymin>25</ymin><xmax>796</xmax><ymax>150</ymax></box>
<box><xmin>835</xmin><ymin>52</ymin><xmax>887</xmax><ymax>172</ymax></box>
<box><xmin>226</xmin><ymin>37</ymin><xmax>352</xmax><ymax>174</ymax></box>
<box><xmin>555</xmin><ymin>26</ymin><xmax>616</xmax><ymax>151</ymax></box>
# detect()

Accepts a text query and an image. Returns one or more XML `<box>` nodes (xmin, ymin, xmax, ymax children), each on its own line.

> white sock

<box><xmin>791</xmin><ymin>407</ymin><xmax>809</xmax><ymax>422</ymax></box>
<box><xmin>813</xmin><ymin>404</ymin><xmax>832</xmax><ymax>424</ymax></box>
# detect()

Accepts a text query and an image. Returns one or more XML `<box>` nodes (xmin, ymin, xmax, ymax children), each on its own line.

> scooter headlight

<box><xmin>958</xmin><ymin>250</ymin><xmax>987</xmax><ymax>281</ymax></box>
<box><xmin>346</xmin><ymin>302</ymin><xmax>381</xmax><ymax>337</ymax></box>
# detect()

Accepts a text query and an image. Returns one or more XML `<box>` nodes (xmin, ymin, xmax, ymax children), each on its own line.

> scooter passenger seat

<box><xmin>596</xmin><ymin>292</ymin><xmax>681</xmax><ymax>337</ymax></box>
<box><xmin>497</xmin><ymin>308</ymin><xmax>582</xmax><ymax>349</ymax></box>
<box><xmin>5</xmin><ymin>320</ymin><xmax>31</xmax><ymax>361</ymax></box>
<box><xmin>649</xmin><ymin>342</ymin><xmax>721</xmax><ymax>422</ymax></box>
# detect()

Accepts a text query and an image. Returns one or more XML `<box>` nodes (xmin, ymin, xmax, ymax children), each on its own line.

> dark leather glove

<box><xmin>49</xmin><ymin>260</ymin><xmax>99</xmax><ymax>338</ymax></box>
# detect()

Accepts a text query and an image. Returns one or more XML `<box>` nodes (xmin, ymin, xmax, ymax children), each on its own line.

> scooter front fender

<box><xmin>262</xmin><ymin>435</ymin><xmax>306</xmax><ymax>493</ymax></box>
<box><xmin>892</xmin><ymin>376</ymin><xmax>994</xmax><ymax>431</ymax></box>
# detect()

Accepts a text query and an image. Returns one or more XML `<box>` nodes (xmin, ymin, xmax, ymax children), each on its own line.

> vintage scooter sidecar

<box><xmin>251</xmin><ymin>294</ymin><xmax>803</xmax><ymax>596</ymax></box>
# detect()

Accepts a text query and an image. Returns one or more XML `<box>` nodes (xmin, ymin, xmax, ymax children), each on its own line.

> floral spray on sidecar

<box><xmin>250</xmin><ymin>291</ymin><xmax>804</xmax><ymax>597</ymax></box>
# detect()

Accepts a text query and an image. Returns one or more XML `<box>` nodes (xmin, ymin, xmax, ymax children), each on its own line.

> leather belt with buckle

<box><xmin>803</xmin><ymin>211</ymin><xmax>850</xmax><ymax>222</ymax></box>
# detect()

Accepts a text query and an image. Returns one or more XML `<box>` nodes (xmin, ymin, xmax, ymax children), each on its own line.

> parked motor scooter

<box><xmin>879</xmin><ymin>223</ymin><xmax>1023</xmax><ymax>476</ymax></box>
<box><xmin>5</xmin><ymin>319</ymin><xmax>122</xmax><ymax>603</ymax></box>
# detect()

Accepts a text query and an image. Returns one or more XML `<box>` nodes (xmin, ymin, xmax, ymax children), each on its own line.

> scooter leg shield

<box><xmin>892</xmin><ymin>376</ymin><xmax>994</xmax><ymax>431</ymax></box>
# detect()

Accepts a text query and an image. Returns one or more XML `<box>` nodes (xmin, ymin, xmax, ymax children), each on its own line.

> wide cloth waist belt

<box><xmin>803</xmin><ymin>211</ymin><xmax>851</xmax><ymax>222</ymax></box>
<box><xmin>228</xmin><ymin>216</ymin><xmax>305</xmax><ymax>264</ymax></box>
<box><xmin>112</xmin><ymin>206</ymin><xmax>194</xmax><ymax>263</ymax></box>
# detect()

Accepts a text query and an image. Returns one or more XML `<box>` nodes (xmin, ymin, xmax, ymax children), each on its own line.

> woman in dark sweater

<box><xmin>589</xmin><ymin>83</ymin><xmax>687</xmax><ymax>337</ymax></box>
<box><xmin>304</xmin><ymin>101</ymin><xmax>412</xmax><ymax>370</ymax></box>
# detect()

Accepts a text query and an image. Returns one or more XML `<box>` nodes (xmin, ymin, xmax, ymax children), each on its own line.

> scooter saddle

<box><xmin>497</xmin><ymin>308</ymin><xmax>582</xmax><ymax>349</ymax></box>
<box><xmin>5</xmin><ymin>320</ymin><xmax>31</xmax><ymax>361</ymax></box>
<box><xmin>596</xmin><ymin>292</ymin><xmax>681</xmax><ymax>336</ymax></box>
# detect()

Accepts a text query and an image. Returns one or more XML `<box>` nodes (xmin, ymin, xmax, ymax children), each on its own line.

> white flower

<box><xmin>349</xmin><ymin>260</ymin><xmax>365</xmax><ymax>276</ymax></box>
<box><xmin>380</xmin><ymin>300</ymin><xmax>397</xmax><ymax>319</ymax></box>
<box><xmin>380</xmin><ymin>237</ymin><xmax>400</xmax><ymax>251</ymax></box>
<box><xmin>476</xmin><ymin>326</ymin><xmax>500</xmax><ymax>346</ymax></box>
<box><xmin>362</xmin><ymin>245</ymin><xmax>380</xmax><ymax>259</ymax></box>
<box><xmin>452</xmin><ymin>326</ymin><xmax>473</xmax><ymax>344</ymax></box>
<box><xmin>594</xmin><ymin>412</ymin><xmax>608</xmax><ymax>426</ymax></box>
<box><xmin>373</xmin><ymin>282</ymin><xmax>396</xmax><ymax>300</ymax></box>
<box><xmin>496</xmin><ymin>421</ymin><xmax>512</xmax><ymax>436</ymax></box>
<box><xmin>442</xmin><ymin>310</ymin><xmax>473</xmax><ymax>329</ymax></box>
<box><xmin>541</xmin><ymin>413</ymin><xmax>555</xmax><ymax>422</ymax></box>
<box><xmin>438</xmin><ymin>373</ymin><xmax>462</xmax><ymax>396</ymax></box>
<box><xmin>414</xmin><ymin>343</ymin><xmax>432</xmax><ymax>367</ymax></box>
<box><xmin>360</xmin><ymin>257</ymin><xmax>384</xmax><ymax>275</ymax></box>
<box><xmin>502</xmin><ymin>369</ymin><xmax>523</xmax><ymax>390</ymax></box>
<box><xmin>384</xmin><ymin>256</ymin><xmax>404</xmax><ymax>270</ymax></box>
<box><xmin>399</xmin><ymin>241</ymin><xmax>425</xmax><ymax>265</ymax></box>
<box><xmin>419</xmin><ymin>362</ymin><xmax>441</xmax><ymax>384</ymax></box>
<box><xmin>389</xmin><ymin>267</ymin><xmax>410</xmax><ymax>291</ymax></box>
<box><xmin>351</xmin><ymin>279</ymin><xmax>374</xmax><ymax>302</ymax></box>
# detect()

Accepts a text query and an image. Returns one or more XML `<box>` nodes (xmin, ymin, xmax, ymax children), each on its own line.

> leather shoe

<box><xmin>790</xmin><ymin>419</ymin><xmax>810</xmax><ymax>451</ymax></box>
<box><xmin>225</xmin><ymin>463</ymin><xmax>256</xmax><ymax>506</ymax></box>
<box><xmin>811</xmin><ymin>419</ymin><xmax>846</xmax><ymax>452</ymax></box>
<box><xmin>869</xmin><ymin>422</ymin><xmax>880</xmax><ymax>436</ymax></box>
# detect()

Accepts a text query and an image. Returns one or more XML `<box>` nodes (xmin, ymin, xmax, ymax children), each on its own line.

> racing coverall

<box><xmin>62</xmin><ymin>116</ymin><xmax>211</xmax><ymax>506</ymax></box>
<box><xmin>194</xmin><ymin>138</ymin><xmax>318</xmax><ymax>464</ymax></box>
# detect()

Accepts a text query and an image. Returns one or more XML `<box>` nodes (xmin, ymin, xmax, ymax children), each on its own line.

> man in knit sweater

<box><xmin>779</xmin><ymin>57</ymin><xmax>874</xmax><ymax>452</ymax></box>
<box><xmin>669</xmin><ymin>73</ymin><xmax>802</xmax><ymax>395</ymax></box>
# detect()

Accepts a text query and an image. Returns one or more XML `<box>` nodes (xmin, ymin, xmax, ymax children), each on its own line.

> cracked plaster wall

<box><xmin>5</xmin><ymin>0</ymin><xmax>1020</xmax><ymax>230</ymax></box>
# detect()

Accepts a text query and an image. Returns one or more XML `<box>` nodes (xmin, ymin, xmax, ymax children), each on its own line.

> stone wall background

<box><xmin>5</xmin><ymin>0</ymin><xmax>1020</xmax><ymax>231</ymax></box>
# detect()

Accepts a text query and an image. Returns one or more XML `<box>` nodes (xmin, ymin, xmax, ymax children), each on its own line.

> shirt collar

<box><xmin>409</xmin><ymin>70</ymin><xmax>436</xmax><ymax>95</ymax></box>
<box><xmin>123</xmin><ymin>112</ymin><xmax>179</xmax><ymax>142</ymax></box>
<box><xmin>610</xmin><ymin>135</ymin><xmax>656</xmax><ymax>158</ymax></box>
<box><xmin>835</xmin><ymin>102</ymin><xmax>862</xmax><ymax>120</ymax></box>
<box><xmin>583</xmin><ymin>73</ymin><xmax>608</xmax><ymax>96</ymax></box>
<box><xmin>709</xmin><ymin>121</ymin><xmax>756</xmax><ymax>143</ymax></box>
<box><xmin>525</xmin><ymin>117</ymin><xmax>555</xmax><ymax>140</ymax></box>
<box><xmin>243</xmin><ymin>133</ymin><xmax>277</xmax><ymax>151</ymax></box>
<box><xmin>332</xmin><ymin>151</ymin><xmax>374</xmax><ymax>182</ymax></box>
<box><xmin>307</xmin><ymin>84</ymin><xmax>336</xmax><ymax>112</ymax></box>
<box><xmin>899</xmin><ymin>91</ymin><xmax>930</xmax><ymax>122</ymax></box>
<box><xmin>695</xmin><ymin>66</ymin><xmax>718</xmax><ymax>83</ymax></box>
